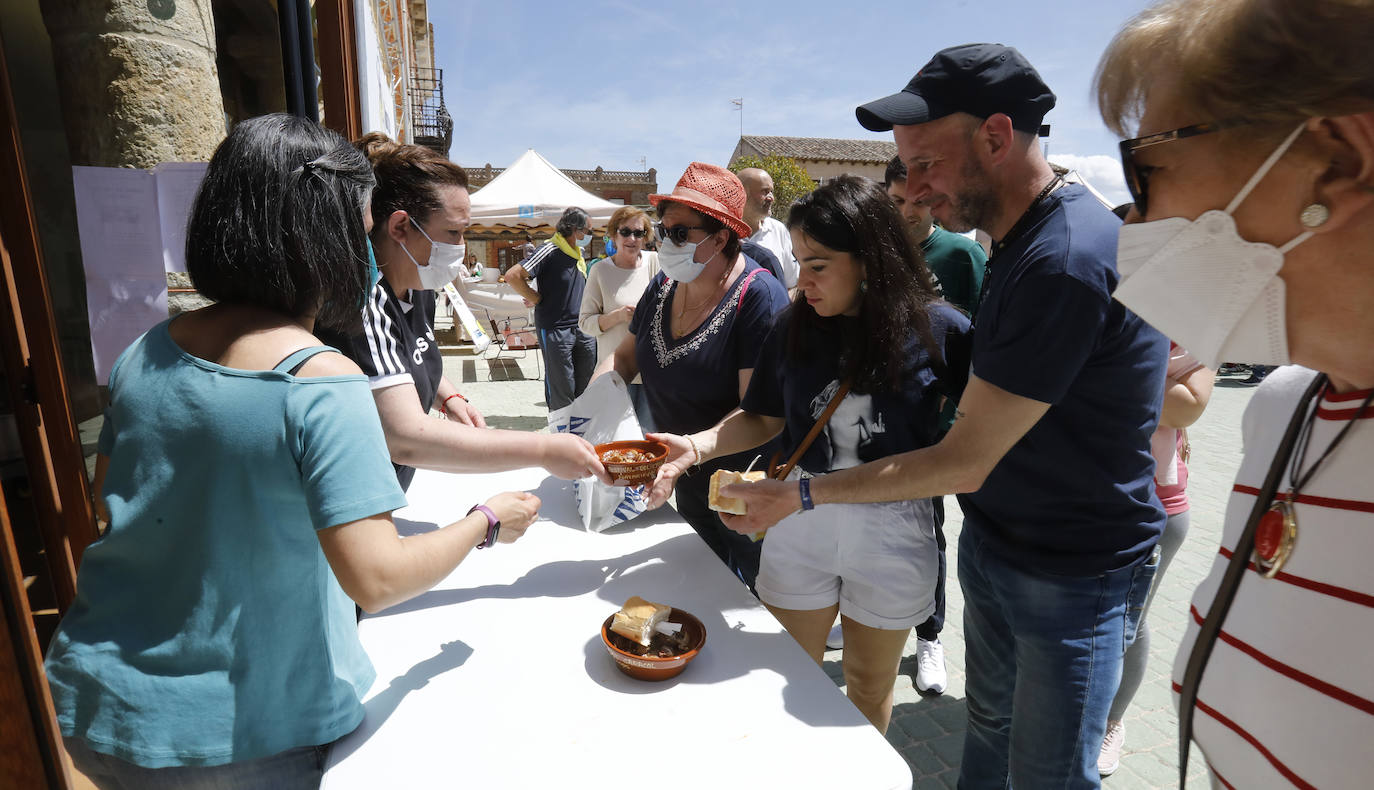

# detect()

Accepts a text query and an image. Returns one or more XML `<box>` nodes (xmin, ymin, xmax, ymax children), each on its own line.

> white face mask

<box><xmin>657</xmin><ymin>235</ymin><xmax>718</xmax><ymax>283</ymax></box>
<box><xmin>402</xmin><ymin>217</ymin><xmax>467</xmax><ymax>290</ymax></box>
<box><xmin>1113</xmin><ymin>123</ymin><xmax>1312</xmax><ymax>370</ymax></box>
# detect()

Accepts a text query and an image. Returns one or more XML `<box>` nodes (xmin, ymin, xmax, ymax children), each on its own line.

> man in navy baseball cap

<box><xmin>856</xmin><ymin>43</ymin><xmax>1056</xmax><ymax>133</ymax></box>
<box><xmin>836</xmin><ymin>42</ymin><xmax>1170</xmax><ymax>789</ymax></box>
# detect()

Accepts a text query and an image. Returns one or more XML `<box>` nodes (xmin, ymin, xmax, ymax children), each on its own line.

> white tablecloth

<box><xmin>321</xmin><ymin>467</ymin><xmax>912</xmax><ymax>790</ymax></box>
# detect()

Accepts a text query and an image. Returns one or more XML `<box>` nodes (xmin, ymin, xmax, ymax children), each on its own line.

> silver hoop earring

<box><xmin>859</xmin><ymin>280</ymin><xmax>868</xmax><ymax>294</ymax></box>
<box><xmin>1300</xmin><ymin>203</ymin><xmax>1330</xmax><ymax>229</ymax></box>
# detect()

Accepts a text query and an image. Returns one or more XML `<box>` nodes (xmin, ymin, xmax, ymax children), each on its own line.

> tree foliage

<box><xmin>730</xmin><ymin>154</ymin><xmax>816</xmax><ymax>221</ymax></box>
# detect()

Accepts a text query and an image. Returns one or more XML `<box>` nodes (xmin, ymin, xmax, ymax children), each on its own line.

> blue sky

<box><xmin>431</xmin><ymin>0</ymin><xmax>1153</xmax><ymax>206</ymax></box>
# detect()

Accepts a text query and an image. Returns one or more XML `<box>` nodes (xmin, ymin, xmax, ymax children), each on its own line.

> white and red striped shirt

<box><xmin>1174</xmin><ymin>365</ymin><xmax>1374</xmax><ymax>789</ymax></box>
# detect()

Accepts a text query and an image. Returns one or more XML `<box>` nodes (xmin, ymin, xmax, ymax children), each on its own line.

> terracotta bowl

<box><xmin>593</xmin><ymin>440</ymin><xmax>669</xmax><ymax>487</ymax></box>
<box><xmin>600</xmin><ymin>608</ymin><xmax>706</xmax><ymax>682</ymax></box>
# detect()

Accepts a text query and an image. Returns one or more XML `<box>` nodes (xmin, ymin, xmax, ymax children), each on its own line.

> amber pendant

<box><xmin>1254</xmin><ymin>499</ymin><xmax>1298</xmax><ymax>578</ymax></box>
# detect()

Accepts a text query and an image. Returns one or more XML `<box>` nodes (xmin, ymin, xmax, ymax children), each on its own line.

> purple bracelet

<box><xmin>468</xmin><ymin>504</ymin><xmax>501</xmax><ymax>549</ymax></box>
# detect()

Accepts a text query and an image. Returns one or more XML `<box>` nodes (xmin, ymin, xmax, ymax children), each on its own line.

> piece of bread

<box><xmin>610</xmin><ymin>596</ymin><xmax>672</xmax><ymax>647</ymax></box>
<box><xmin>708</xmin><ymin>469</ymin><xmax>767</xmax><ymax>515</ymax></box>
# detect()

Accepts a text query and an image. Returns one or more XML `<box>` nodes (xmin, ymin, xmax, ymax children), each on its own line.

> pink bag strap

<box><xmin>735</xmin><ymin>268</ymin><xmax>760</xmax><ymax>314</ymax></box>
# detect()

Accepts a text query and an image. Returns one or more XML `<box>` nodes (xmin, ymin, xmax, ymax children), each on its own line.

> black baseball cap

<box><xmin>856</xmin><ymin>43</ymin><xmax>1056</xmax><ymax>134</ymax></box>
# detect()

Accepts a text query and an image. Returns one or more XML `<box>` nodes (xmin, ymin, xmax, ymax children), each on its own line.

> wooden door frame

<box><xmin>0</xmin><ymin>24</ymin><xmax>97</xmax><ymax>790</ymax></box>
<box><xmin>0</xmin><ymin>21</ymin><xmax>94</xmax><ymax>612</ymax></box>
<box><xmin>317</xmin><ymin>0</ymin><xmax>364</xmax><ymax>142</ymax></box>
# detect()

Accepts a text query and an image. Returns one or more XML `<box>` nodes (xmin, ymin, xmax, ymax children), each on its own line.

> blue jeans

<box><xmin>957</xmin><ymin>527</ymin><xmax>1157</xmax><ymax>790</ymax></box>
<box><xmin>538</xmin><ymin>326</ymin><xmax>596</xmax><ymax>411</ymax></box>
<box><xmin>65</xmin><ymin>737</ymin><xmax>327</xmax><ymax>789</ymax></box>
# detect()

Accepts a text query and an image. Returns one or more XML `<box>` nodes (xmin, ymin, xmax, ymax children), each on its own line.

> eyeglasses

<box><xmin>616</xmin><ymin>227</ymin><xmax>647</xmax><ymax>239</ymax></box>
<box><xmin>654</xmin><ymin>222</ymin><xmax>707</xmax><ymax>246</ymax></box>
<box><xmin>1118</xmin><ymin>118</ymin><xmax>1249</xmax><ymax>214</ymax></box>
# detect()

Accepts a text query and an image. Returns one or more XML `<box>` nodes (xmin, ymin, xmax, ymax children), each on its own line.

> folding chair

<box><xmin>484</xmin><ymin>310</ymin><xmax>542</xmax><ymax>381</ymax></box>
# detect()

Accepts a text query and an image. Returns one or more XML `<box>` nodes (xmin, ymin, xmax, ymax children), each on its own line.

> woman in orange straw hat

<box><xmin>596</xmin><ymin>162</ymin><xmax>788</xmax><ymax>589</ymax></box>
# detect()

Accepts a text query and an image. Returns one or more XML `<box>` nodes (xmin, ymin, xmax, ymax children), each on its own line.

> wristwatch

<box><xmin>468</xmin><ymin>504</ymin><xmax>500</xmax><ymax>549</ymax></box>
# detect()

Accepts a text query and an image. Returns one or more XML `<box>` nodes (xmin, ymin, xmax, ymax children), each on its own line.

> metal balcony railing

<box><xmin>410</xmin><ymin>67</ymin><xmax>452</xmax><ymax>155</ymax></box>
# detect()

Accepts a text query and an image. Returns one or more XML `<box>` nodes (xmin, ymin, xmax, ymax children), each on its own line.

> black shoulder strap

<box><xmin>1175</xmin><ymin>371</ymin><xmax>1325</xmax><ymax>787</ymax></box>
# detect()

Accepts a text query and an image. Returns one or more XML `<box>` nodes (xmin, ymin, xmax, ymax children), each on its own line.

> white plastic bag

<box><xmin>547</xmin><ymin>372</ymin><xmax>649</xmax><ymax>532</ymax></box>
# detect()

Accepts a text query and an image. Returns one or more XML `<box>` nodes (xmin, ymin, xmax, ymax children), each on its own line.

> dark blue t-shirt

<box><xmin>960</xmin><ymin>184</ymin><xmax>1168</xmax><ymax>575</ymax></box>
<box><xmin>742</xmin><ymin>303</ymin><xmax>971</xmax><ymax>474</ymax></box>
<box><xmin>523</xmin><ymin>239</ymin><xmax>585</xmax><ymax>330</ymax></box>
<box><xmin>631</xmin><ymin>258</ymin><xmax>788</xmax><ymax>473</ymax></box>
<box><xmin>740</xmin><ymin>240</ymin><xmax>784</xmax><ymax>285</ymax></box>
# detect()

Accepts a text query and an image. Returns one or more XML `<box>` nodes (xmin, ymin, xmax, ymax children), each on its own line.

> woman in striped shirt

<box><xmin>1097</xmin><ymin>1</ymin><xmax>1374</xmax><ymax>786</ymax></box>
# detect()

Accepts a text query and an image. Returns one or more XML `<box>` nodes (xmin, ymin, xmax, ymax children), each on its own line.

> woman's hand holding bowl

<box><xmin>642</xmin><ymin>432</ymin><xmax>695</xmax><ymax>509</ymax></box>
<box><xmin>542</xmin><ymin>433</ymin><xmax>613</xmax><ymax>485</ymax></box>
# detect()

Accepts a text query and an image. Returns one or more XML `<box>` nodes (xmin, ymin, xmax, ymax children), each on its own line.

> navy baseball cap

<box><xmin>856</xmin><ymin>43</ymin><xmax>1056</xmax><ymax>134</ymax></box>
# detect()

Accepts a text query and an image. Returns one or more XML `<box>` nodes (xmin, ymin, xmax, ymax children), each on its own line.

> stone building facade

<box><xmin>729</xmin><ymin>135</ymin><xmax>898</xmax><ymax>185</ymax></box>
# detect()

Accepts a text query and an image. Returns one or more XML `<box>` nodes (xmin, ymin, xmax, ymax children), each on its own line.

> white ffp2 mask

<box><xmin>1113</xmin><ymin>123</ymin><xmax>1312</xmax><ymax>369</ymax></box>
<box><xmin>402</xmin><ymin>217</ymin><xmax>467</xmax><ymax>290</ymax></box>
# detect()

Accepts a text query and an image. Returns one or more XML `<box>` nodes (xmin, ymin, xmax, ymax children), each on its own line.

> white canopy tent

<box><xmin>467</xmin><ymin>149</ymin><xmax>621</xmax><ymax>228</ymax></box>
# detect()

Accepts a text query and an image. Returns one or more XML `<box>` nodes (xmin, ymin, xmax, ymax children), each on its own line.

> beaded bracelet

<box><xmin>684</xmin><ymin>435</ymin><xmax>703</xmax><ymax>472</ymax></box>
<box><xmin>441</xmin><ymin>393</ymin><xmax>468</xmax><ymax>415</ymax></box>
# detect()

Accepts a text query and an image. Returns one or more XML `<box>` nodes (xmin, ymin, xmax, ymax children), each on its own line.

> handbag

<box><xmin>767</xmin><ymin>380</ymin><xmax>851</xmax><ymax>481</ymax></box>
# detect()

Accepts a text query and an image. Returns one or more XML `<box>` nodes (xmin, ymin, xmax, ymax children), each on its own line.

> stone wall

<box><xmin>41</xmin><ymin>0</ymin><xmax>226</xmax><ymax>168</ymax></box>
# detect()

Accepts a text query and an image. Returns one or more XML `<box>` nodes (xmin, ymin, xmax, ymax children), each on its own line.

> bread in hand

<box><xmin>708</xmin><ymin>469</ymin><xmax>767</xmax><ymax>515</ymax></box>
<box><xmin>610</xmin><ymin>596</ymin><xmax>672</xmax><ymax>647</ymax></box>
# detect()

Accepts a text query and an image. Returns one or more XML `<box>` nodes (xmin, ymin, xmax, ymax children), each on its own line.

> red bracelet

<box><xmin>442</xmin><ymin>393</ymin><xmax>468</xmax><ymax>414</ymax></box>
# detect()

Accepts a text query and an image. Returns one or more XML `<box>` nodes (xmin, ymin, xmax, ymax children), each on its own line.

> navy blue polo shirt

<box><xmin>959</xmin><ymin>184</ymin><xmax>1168</xmax><ymax>575</ymax></box>
<box><xmin>523</xmin><ymin>239</ymin><xmax>585</xmax><ymax>330</ymax></box>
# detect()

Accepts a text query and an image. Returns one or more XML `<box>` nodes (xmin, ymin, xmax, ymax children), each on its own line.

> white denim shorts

<box><xmin>756</xmin><ymin>498</ymin><xmax>939</xmax><ymax>630</ymax></box>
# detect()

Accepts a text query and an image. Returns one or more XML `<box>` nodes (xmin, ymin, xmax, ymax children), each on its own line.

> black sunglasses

<box><xmin>1118</xmin><ymin>118</ymin><xmax>1249</xmax><ymax>215</ymax></box>
<box><xmin>616</xmin><ymin>227</ymin><xmax>647</xmax><ymax>239</ymax></box>
<box><xmin>654</xmin><ymin>222</ymin><xmax>708</xmax><ymax>246</ymax></box>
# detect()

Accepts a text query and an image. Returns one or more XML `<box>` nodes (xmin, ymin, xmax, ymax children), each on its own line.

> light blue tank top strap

<box><xmin>273</xmin><ymin>345</ymin><xmax>339</xmax><ymax>375</ymax></box>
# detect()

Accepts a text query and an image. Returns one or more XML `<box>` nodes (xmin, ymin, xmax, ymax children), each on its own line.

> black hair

<box><xmin>185</xmin><ymin>113</ymin><xmax>375</xmax><ymax>332</ymax></box>
<box><xmin>556</xmin><ymin>207</ymin><xmax>590</xmax><ymax>237</ymax></box>
<box><xmin>883</xmin><ymin>155</ymin><xmax>907</xmax><ymax>188</ymax></box>
<box><xmin>654</xmin><ymin>201</ymin><xmax>742</xmax><ymax>260</ymax></box>
<box><xmin>786</xmin><ymin>175</ymin><xmax>943</xmax><ymax>394</ymax></box>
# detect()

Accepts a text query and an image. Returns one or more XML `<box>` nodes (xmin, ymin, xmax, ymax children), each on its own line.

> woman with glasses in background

<box><xmin>579</xmin><ymin>206</ymin><xmax>660</xmax><ymax>430</ymax></box>
<box><xmin>596</xmin><ymin>163</ymin><xmax>788</xmax><ymax>590</ymax></box>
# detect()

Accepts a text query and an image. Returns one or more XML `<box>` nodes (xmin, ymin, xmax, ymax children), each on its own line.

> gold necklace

<box><xmin>675</xmin><ymin>286</ymin><xmax>716</xmax><ymax>318</ymax></box>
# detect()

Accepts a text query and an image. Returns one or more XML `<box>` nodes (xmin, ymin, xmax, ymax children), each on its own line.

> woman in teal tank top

<box><xmin>43</xmin><ymin>115</ymin><xmax>542</xmax><ymax>789</ymax></box>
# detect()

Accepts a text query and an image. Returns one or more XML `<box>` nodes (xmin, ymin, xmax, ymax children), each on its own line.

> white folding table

<box><xmin>321</xmin><ymin>466</ymin><xmax>912</xmax><ymax>789</ymax></box>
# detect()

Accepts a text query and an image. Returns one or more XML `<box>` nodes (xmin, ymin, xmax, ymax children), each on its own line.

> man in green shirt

<box><xmin>885</xmin><ymin>155</ymin><xmax>987</xmax><ymax>319</ymax></box>
<box><xmin>877</xmin><ymin>154</ymin><xmax>988</xmax><ymax>695</ymax></box>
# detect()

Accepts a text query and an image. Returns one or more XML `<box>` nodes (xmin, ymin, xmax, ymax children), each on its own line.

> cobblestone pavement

<box><xmin>445</xmin><ymin>343</ymin><xmax>1257</xmax><ymax>789</ymax></box>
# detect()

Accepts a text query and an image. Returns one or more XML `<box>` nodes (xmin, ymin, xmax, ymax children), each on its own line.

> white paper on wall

<box><xmin>72</xmin><ymin>162</ymin><xmax>208</xmax><ymax>384</ymax></box>
<box><xmin>154</xmin><ymin>162</ymin><xmax>208</xmax><ymax>274</ymax></box>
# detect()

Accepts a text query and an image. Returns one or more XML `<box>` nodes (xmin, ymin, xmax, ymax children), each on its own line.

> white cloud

<box><xmin>1048</xmin><ymin>154</ymin><xmax>1130</xmax><ymax>208</ymax></box>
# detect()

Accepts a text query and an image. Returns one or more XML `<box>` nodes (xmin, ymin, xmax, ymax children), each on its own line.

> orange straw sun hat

<box><xmin>648</xmin><ymin>162</ymin><xmax>752</xmax><ymax>239</ymax></box>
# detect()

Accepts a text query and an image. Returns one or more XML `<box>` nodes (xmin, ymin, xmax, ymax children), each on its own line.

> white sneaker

<box><xmin>825</xmin><ymin>623</ymin><xmax>844</xmax><ymax>650</ymax></box>
<box><xmin>915</xmin><ymin>638</ymin><xmax>947</xmax><ymax>693</ymax></box>
<box><xmin>1098</xmin><ymin>720</ymin><xmax>1126</xmax><ymax>777</ymax></box>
